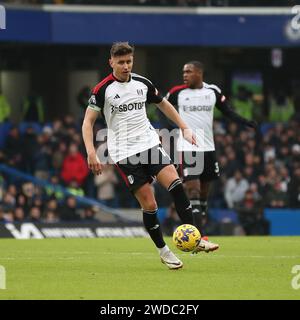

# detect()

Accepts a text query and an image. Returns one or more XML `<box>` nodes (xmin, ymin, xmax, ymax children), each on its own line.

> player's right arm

<box><xmin>214</xmin><ymin>87</ymin><xmax>258</xmax><ymax>129</ymax></box>
<box><xmin>82</xmin><ymin>107</ymin><xmax>102</xmax><ymax>175</ymax></box>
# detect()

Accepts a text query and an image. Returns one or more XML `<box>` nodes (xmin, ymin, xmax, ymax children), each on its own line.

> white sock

<box><xmin>158</xmin><ymin>245</ymin><xmax>169</xmax><ymax>256</ymax></box>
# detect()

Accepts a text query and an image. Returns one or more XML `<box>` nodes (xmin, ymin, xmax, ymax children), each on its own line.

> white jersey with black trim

<box><xmin>88</xmin><ymin>73</ymin><xmax>163</xmax><ymax>163</ymax></box>
<box><xmin>167</xmin><ymin>82</ymin><xmax>223</xmax><ymax>152</ymax></box>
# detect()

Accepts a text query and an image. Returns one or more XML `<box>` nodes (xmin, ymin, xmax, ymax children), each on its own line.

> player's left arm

<box><xmin>214</xmin><ymin>89</ymin><xmax>258</xmax><ymax>129</ymax></box>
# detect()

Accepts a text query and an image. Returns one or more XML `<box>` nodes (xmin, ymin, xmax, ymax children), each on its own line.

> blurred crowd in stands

<box><xmin>2</xmin><ymin>0</ymin><xmax>298</xmax><ymax>7</ymax></box>
<box><xmin>0</xmin><ymin>86</ymin><xmax>300</xmax><ymax>236</ymax></box>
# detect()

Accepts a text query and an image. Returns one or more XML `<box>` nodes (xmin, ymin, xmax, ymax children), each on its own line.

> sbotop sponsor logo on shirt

<box><xmin>110</xmin><ymin>102</ymin><xmax>145</xmax><ymax>113</ymax></box>
<box><xmin>0</xmin><ymin>5</ymin><xmax>6</xmax><ymax>30</ymax></box>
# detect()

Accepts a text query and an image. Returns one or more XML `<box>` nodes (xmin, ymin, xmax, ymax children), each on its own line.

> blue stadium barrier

<box><xmin>0</xmin><ymin>164</ymin><xmax>128</xmax><ymax>220</ymax></box>
<box><xmin>210</xmin><ymin>208</ymin><xmax>300</xmax><ymax>235</ymax></box>
<box><xmin>265</xmin><ymin>209</ymin><xmax>300</xmax><ymax>236</ymax></box>
<box><xmin>210</xmin><ymin>209</ymin><xmax>239</xmax><ymax>224</ymax></box>
<box><xmin>0</xmin><ymin>6</ymin><xmax>299</xmax><ymax>46</ymax></box>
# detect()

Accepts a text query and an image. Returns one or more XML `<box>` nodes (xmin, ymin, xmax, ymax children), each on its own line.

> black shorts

<box><xmin>115</xmin><ymin>144</ymin><xmax>173</xmax><ymax>193</ymax></box>
<box><xmin>179</xmin><ymin>151</ymin><xmax>220</xmax><ymax>182</ymax></box>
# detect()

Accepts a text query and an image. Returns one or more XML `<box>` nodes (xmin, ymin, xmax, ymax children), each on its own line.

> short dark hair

<box><xmin>186</xmin><ymin>61</ymin><xmax>204</xmax><ymax>72</ymax></box>
<box><xmin>110</xmin><ymin>42</ymin><xmax>134</xmax><ymax>57</ymax></box>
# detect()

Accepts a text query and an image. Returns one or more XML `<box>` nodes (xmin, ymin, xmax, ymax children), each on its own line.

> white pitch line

<box><xmin>188</xmin><ymin>255</ymin><xmax>300</xmax><ymax>259</ymax></box>
<box><xmin>1</xmin><ymin>254</ymin><xmax>300</xmax><ymax>260</ymax></box>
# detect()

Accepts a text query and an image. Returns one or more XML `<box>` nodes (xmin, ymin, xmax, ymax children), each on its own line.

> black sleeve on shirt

<box><xmin>88</xmin><ymin>82</ymin><xmax>111</xmax><ymax>118</ymax></box>
<box><xmin>132</xmin><ymin>76</ymin><xmax>163</xmax><ymax>104</ymax></box>
<box><xmin>147</xmin><ymin>83</ymin><xmax>163</xmax><ymax>104</ymax></box>
<box><xmin>213</xmin><ymin>89</ymin><xmax>254</xmax><ymax>127</ymax></box>
<box><xmin>165</xmin><ymin>91</ymin><xmax>179</xmax><ymax>111</ymax></box>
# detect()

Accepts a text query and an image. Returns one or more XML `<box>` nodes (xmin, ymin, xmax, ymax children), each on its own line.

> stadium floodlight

<box><xmin>0</xmin><ymin>5</ymin><xmax>5</xmax><ymax>30</ymax></box>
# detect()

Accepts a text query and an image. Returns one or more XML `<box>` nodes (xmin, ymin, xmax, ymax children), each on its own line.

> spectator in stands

<box><xmin>61</xmin><ymin>142</ymin><xmax>89</xmax><ymax>187</ymax></box>
<box><xmin>223</xmin><ymin>147</ymin><xmax>241</xmax><ymax>177</ymax></box>
<box><xmin>279</xmin><ymin>166</ymin><xmax>290</xmax><ymax>192</ymax></box>
<box><xmin>21</xmin><ymin>126</ymin><xmax>38</xmax><ymax>174</ymax></box>
<box><xmin>51</xmin><ymin>119</ymin><xmax>65</xmax><ymax>143</ymax></box>
<box><xmin>0</xmin><ymin>206</ymin><xmax>5</xmax><ymax>223</ymax></box>
<box><xmin>45</xmin><ymin>198</ymin><xmax>59</xmax><ymax>214</ymax></box>
<box><xmin>263</xmin><ymin>144</ymin><xmax>276</xmax><ymax>163</ymax></box>
<box><xmin>52</xmin><ymin>141</ymin><xmax>67</xmax><ymax>175</ymax></box>
<box><xmin>3</xmin><ymin>210</ymin><xmax>14</xmax><ymax>223</ymax></box>
<box><xmin>0</xmin><ymin>151</ymin><xmax>5</xmax><ymax>165</ymax></box>
<box><xmin>63</xmin><ymin>114</ymin><xmax>77</xmax><ymax>131</ymax></box>
<box><xmin>236</xmin><ymin>189</ymin><xmax>269</xmax><ymax>235</ymax></box>
<box><xmin>82</xmin><ymin>207</ymin><xmax>99</xmax><ymax>222</ymax></box>
<box><xmin>0</xmin><ymin>89</ymin><xmax>11</xmax><ymax>123</ymax></box>
<box><xmin>59</xmin><ymin>196</ymin><xmax>81</xmax><ymax>221</ymax></box>
<box><xmin>94</xmin><ymin>164</ymin><xmax>118</xmax><ymax>207</ymax></box>
<box><xmin>1</xmin><ymin>191</ymin><xmax>16</xmax><ymax>211</ymax></box>
<box><xmin>16</xmin><ymin>194</ymin><xmax>27</xmax><ymax>214</ymax></box>
<box><xmin>33</xmin><ymin>133</ymin><xmax>52</xmax><ymax>180</ymax></box>
<box><xmin>43</xmin><ymin>210</ymin><xmax>60</xmax><ymax>223</ymax></box>
<box><xmin>277</xmin><ymin>145</ymin><xmax>291</xmax><ymax>168</ymax></box>
<box><xmin>27</xmin><ymin>206</ymin><xmax>42</xmax><ymax>222</ymax></box>
<box><xmin>291</xmin><ymin>144</ymin><xmax>300</xmax><ymax>163</ymax></box>
<box><xmin>243</xmin><ymin>166</ymin><xmax>256</xmax><ymax>184</ymax></box>
<box><xmin>265</xmin><ymin>179</ymin><xmax>289</xmax><ymax>208</ymax></box>
<box><xmin>7</xmin><ymin>184</ymin><xmax>17</xmax><ymax>196</ymax></box>
<box><xmin>4</xmin><ymin>126</ymin><xmax>23</xmax><ymax>169</ymax></box>
<box><xmin>45</xmin><ymin>176</ymin><xmax>64</xmax><ymax>200</ymax></box>
<box><xmin>33</xmin><ymin>196</ymin><xmax>44</xmax><ymax>213</ymax></box>
<box><xmin>67</xmin><ymin>179</ymin><xmax>85</xmax><ymax>197</ymax></box>
<box><xmin>5</xmin><ymin>185</ymin><xmax>18</xmax><ymax>208</ymax></box>
<box><xmin>288</xmin><ymin>166</ymin><xmax>300</xmax><ymax>208</ymax></box>
<box><xmin>14</xmin><ymin>207</ymin><xmax>25</xmax><ymax>222</ymax></box>
<box><xmin>21</xmin><ymin>182</ymin><xmax>36</xmax><ymax>210</ymax></box>
<box><xmin>225</xmin><ymin>170</ymin><xmax>249</xmax><ymax>208</ymax></box>
<box><xmin>0</xmin><ymin>175</ymin><xmax>4</xmax><ymax>202</ymax></box>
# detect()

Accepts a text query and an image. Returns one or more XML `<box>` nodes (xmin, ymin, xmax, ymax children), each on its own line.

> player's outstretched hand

<box><xmin>87</xmin><ymin>153</ymin><xmax>102</xmax><ymax>175</ymax></box>
<box><xmin>182</xmin><ymin>128</ymin><xmax>198</xmax><ymax>147</ymax></box>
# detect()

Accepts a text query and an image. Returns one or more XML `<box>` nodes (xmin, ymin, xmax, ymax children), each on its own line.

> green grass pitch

<box><xmin>0</xmin><ymin>236</ymin><xmax>299</xmax><ymax>300</ymax></box>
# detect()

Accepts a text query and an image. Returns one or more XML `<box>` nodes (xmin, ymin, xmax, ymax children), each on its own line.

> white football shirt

<box><xmin>88</xmin><ymin>73</ymin><xmax>163</xmax><ymax>163</ymax></box>
<box><xmin>167</xmin><ymin>82</ymin><xmax>225</xmax><ymax>152</ymax></box>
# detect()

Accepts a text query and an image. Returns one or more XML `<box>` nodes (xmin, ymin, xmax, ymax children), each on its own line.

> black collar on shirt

<box><xmin>112</xmin><ymin>73</ymin><xmax>131</xmax><ymax>83</ymax></box>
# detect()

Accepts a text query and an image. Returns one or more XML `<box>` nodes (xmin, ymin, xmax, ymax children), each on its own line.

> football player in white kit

<box><xmin>82</xmin><ymin>44</ymin><xmax>219</xmax><ymax>270</ymax></box>
<box><xmin>167</xmin><ymin>61</ymin><xmax>257</xmax><ymax>235</ymax></box>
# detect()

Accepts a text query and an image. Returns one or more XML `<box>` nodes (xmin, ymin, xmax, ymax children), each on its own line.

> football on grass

<box><xmin>173</xmin><ymin>224</ymin><xmax>201</xmax><ymax>252</ymax></box>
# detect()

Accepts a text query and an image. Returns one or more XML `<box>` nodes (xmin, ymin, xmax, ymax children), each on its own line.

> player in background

<box><xmin>166</xmin><ymin>61</ymin><xmax>257</xmax><ymax>247</ymax></box>
<box><xmin>82</xmin><ymin>44</ymin><xmax>219</xmax><ymax>270</ymax></box>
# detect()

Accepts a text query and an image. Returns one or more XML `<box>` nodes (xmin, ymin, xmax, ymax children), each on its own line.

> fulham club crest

<box><xmin>127</xmin><ymin>175</ymin><xmax>134</xmax><ymax>185</ymax></box>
